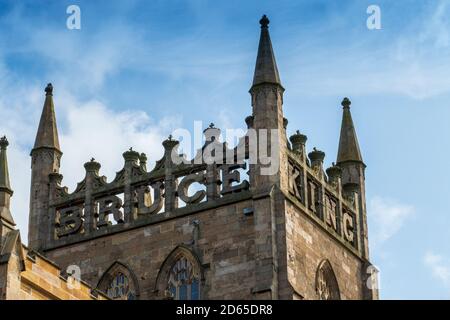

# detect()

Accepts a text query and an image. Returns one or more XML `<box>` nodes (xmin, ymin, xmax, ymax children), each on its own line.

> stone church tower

<box><xmin>22</xmin><ymin>15</ymin><xmax>378</xmax><ymax>300</ymax></box>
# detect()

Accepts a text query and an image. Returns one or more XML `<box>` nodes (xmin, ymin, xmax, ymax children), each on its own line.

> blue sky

<box><xmin>1</xmin><ymin>0</ymin><xmax>450</xmax><ymax>299</ymax></box>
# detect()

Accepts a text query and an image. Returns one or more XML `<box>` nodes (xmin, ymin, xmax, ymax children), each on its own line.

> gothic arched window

<box><xmin>96</xmin><ymin>261</ymin><xmax>139</xmax><ymax>300</ymax></box>
<box><xmin>315</xmin><ymin>259</ymin><xmax>341</xmax><ymax>300</ymax></box>
<box><xmin>155</xmin><ymin>246</ymin><xmax>203</xmax><ymax>300</ymax></box>
<box><xmin>167</xmin><ymin>256</ymin><xmax>200</xmax><ymax>300</ymax></box>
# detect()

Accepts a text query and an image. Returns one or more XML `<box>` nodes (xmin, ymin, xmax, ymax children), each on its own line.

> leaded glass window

<box><xmin>107</xmin><ymin>272</ymin><xmax>135</xmax><ymax>300</ymax></box>
<box><xmin>167</xmin><ymin>257</ymin><xmax>200</xmax><ymax>300</ymax></box>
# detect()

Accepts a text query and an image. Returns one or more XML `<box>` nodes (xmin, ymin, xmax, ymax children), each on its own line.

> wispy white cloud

<box><xmin>59</xmin><ymin>98</ymin><xmax>179</xmax><ymax>192</ymax></box>
<box><xmin>283</xmin><ymin>0</ymin><xmax>450</xmax><ymax>100</ymax></box>
<box><xmin>418</xmin><ymin>1</ymin><xmax>450</xmax><ymax>49</ymax></box>
<box><xmin>369</xmin><ymin>196</ymin><xmax>415</xmax><ymax>245</ymax></box>
<box><xmin>424</xmin><ymin>252</ymin><xmax>450</xmax><ymax>290</ymax></box>
<box><xmin>0</xmin><ymin>3</ymin><xmax>250</xmax><ymax>100</ymax></box>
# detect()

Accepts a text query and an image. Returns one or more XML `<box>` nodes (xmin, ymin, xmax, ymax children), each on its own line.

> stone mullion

<box><xmin>319</xmin><ymin>184</ymin><xmax>325</xmax><ymax>222</ymax></box>
<box><xmin>48</xmin><ymin>173</ymin><xmax>63</xmax><ymax>246</ymax></box>
<box><xmin>162</xmin><ymin>138</ymin><xmax>180</xmax><ymax>213</ymax></box>
<box><xmin>164</xmin><ymin>170</ymin><xmax>178</xmax><ymax>213</ymax></box>
<box><xmin>206</xmin><ymin>164</ymin><xmax>220</xmax><ymax>202</ymax></box>
<box><xmin>84</xmin><ymin>178</ymin><xmax>94</xmax><ymax>234</ymax></box>
<box><xmin>122</xmin><ymin>149</ymin><xmax>140</xmax><ymax>223</ymax></box>
<box><xmin>336</xmin><ymin>196</ymin><xmax>343</xmax><ymax>238</ymax></box>
<box><xmin>164</xmin><ymin>154</ymin><xmax>175</xmax><ymax>213</ymax></box>
<box><xmin>83</xmin><ymin>159</ymin><xmax>101</xmax><ymax>234</ymax></box>
<box><xmin>123</xmin><ymin>168</ymin><xmax>133</xmax><ymax>224</ymax></box>
<box><xmin>303</xmin><ymin>169</ymin><xmax>309</xmax><ymax>210</ymax></box>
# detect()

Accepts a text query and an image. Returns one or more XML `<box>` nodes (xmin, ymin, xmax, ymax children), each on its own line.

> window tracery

<box><xmin>315</xmin><ymin>260</ymin><xmax>340</xmax><ymax>300</ymax></box>
<box><xmin>166</xmin><ymin>256</ymin><xmax>200</xmax><ymax>300</ymax></box>
<box><xmin>97</xmin><ymin>262</ymin><xmax>139</xmax><ymax>300</ymax></box>
<box><xmin>106</xmin><ymin>272</ymin><xmax>136</xmax><ymax>300</ymax></box>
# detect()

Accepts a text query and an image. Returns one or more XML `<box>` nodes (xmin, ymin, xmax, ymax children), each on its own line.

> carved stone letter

<box><xmin>288</xmin><ymin>164</ymin><xmax>302</xmax><ymax>201</ymax></box>
<box><xmin>137</xmin><ymin>181</ymin><xmax>164</xmax><ymax>215</ymax></box>
<box><xmin>97</xmin><ymin>195</ymin><xmax>124</xmax><ymax>227</ymax></box>
<box><xmin>177</xmin><ymin>173</ymin><xmax>206</xmax><ymax>204</ymax></box>
<box><xmin>343</xmin><ymin>210</ymin><xmax>355</xmax><ymax>243</ymax></box>
<box><xmin>325</xmin><ymin>195</ymin><xmax>338</xmax><ymax>231</ymax></box>
<box><xmin>308</xmin><ymin>179</ymin><xmax>320</xmax><ymax>216</ymax></box>
<box><xmin>220</xmin><ymin>163</ymin><xmax>250</xmax><ymax>195</ymax></box>
<box><xmin>56</xmin><ymin>206</ymin><xmax>83</xmax><ymax>237</ymax></box>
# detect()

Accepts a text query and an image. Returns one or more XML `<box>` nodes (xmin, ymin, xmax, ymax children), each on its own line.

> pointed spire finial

<box><xmin>252</xmin><ymin>14</ymin><xmax>281</xmax><ymax>87</ymax></box>
<box><xmin>260</xmin><ymin>14</ymin><xmax>270</xmax><ymax>28</ymax></box>
<box><xmin>0</xmin><ymin>135</ymin><xmax>11</xmax><ymax>192</ymax></box>
<box><xmin>0</xmin><ymin>136</ymin><xmax>11</xmax><ymax>191</ymax></box>
<box><xmin>337</xmin><ymin>97</ymin><xmax>363</xmax><ymax>164</ymax></box>
<box><xmin>0</xmin><ymin>135</ymin><xmax>14</xmax><ymax>226</ymax></box>
<box><xmin>33</xmin><ymin>83</ymin><xmax>61</xmax><ymax>152</ymax></box>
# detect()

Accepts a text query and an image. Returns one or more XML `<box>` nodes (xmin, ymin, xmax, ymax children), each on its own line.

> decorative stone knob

<box><xmin>162</xmin><ymin>135</ymin><xmax>179</xmax><ymax>150</ymax></box>
<box><xmin>326</xmin><ymin>163</ymin><xmax>342</xmax><ymax>180</ymax></box>
<box><xmin>84</xmin><ymin>158</ymin><xmax>101</xmax><ymax>173</ymax></box>
<box><xmin>123</xmin><ymin>148</ymin><xmax>140</xmax><ymax>163</ymax></box>
<box><xmin>260</xmin><ymin>15</ymin><xmax>270</xmax><ymax>28</ymax></box>
<box><xmin>139</xmin><ymin>153</ymin><xmax>147</xmax><ymax>164</ymax></box>
<box><xmin>289</xmin><ymin>130</ymin><xmax>307</xmax><ymax>152</ymax></box>
<box><xmin>0</xmin><ymin>136</ymin><xmax>9</xmax><ymax>149</ymax></box>
<box><xmin>308</xmin><ymin>148</ymin><xmax>325</xmax><ymax>164</ymax></box>
<box><xmin>341</xmin><ymin>97</ymin><xmax>351</xmax><ymax>108</ymax></box>
<box><xmin>203</xmin><ymin>124</ymin><xmax>221</xmax><ymax>142</ymax></box>
<box><xmin>45</xmin><ymin>83</ymin><xmax>53</xmax><ymax>96</ymax></box>
<box><xmin>245</xmin><ymin>115</ymin><xmax>254</xmax><ymax>129</ymax></box>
